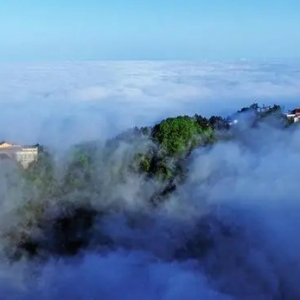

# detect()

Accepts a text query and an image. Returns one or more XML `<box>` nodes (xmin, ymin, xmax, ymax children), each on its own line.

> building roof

<box><xmin>0</xmin><ymin>142</ymin><xmax>20</xmax><ymax>148</ymax></box>
<box><xmin>291</xmin><ymin>108</ymin><xmax>300</xmax><ymax>114</ymax></box>
<box><xmin>0</xmin><ymin>141</ymin><xmax>38</xmax><ymax>149</ymax></box>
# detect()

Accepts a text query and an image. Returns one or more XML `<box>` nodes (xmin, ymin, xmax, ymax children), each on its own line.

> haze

<box><xmin>0</xmin><ymin>1</ymin><xmax>300</xmax><ymax>299</ymax></box>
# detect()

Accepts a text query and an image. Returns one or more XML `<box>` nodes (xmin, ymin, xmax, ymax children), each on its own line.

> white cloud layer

<box><xmin>0</xmin><ymin>61</ymin><xmax>299</xmax><ymax>147</ymax></box>
<box><xmin>0</xmin><ymin>61</ymin><xmax>299</xmax><ymax>299</ymax></box>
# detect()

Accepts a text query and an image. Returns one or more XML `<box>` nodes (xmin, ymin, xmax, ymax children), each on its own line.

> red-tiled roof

<box><xmin>291</xmin><ymin>108</ymin><xmax>300</xmax><ymax>114</ymax></box>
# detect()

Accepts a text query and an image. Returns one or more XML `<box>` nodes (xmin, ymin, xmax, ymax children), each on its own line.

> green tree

<box><xmin>152</xmin><ymin>116</ymin><xmax>213</xmax><ymax>156</ymax></box>
<box><xmin>23</xmin><ymin>146</ymin><xmax>56</xmax><ymax>197</ymax></box>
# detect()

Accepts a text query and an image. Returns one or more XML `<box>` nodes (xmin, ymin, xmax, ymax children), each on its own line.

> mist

<box><xmin>0</xmin><ymin>61</ymin><xmax>299</xmax><ymax>299</ymax></box>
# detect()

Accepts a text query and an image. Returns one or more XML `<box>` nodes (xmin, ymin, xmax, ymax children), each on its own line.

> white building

<box><xmin>285</xmin><ymin>108</ymin><xmax>300</xmax><ymax>123</ymax></box>
<box><xmin>0</xmin><ymin>142</ymin><xmax>39</xmax><ymax>168</ymax></box>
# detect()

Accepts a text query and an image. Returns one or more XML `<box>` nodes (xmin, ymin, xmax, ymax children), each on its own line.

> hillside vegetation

<box><xmin>2</xmin><ymin>103</ymin><xmax>291</xmax><ymax>259</ymax></box>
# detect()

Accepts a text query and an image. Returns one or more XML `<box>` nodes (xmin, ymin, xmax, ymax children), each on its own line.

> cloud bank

<box><xmin>0</xmin><ymin>61</ymin><xmax>299</xmax><ymax>146</ymax></box>
<box><xmin>0</xmin><ymin>61</ymin><xmax>299</xmax><ymax>299</ymax></box>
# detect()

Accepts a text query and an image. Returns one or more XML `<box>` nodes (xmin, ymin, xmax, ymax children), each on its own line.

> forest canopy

<box><xmin>2</xmin><ymin>102</ymin><xmax>295</xmax><ymax>260</ymax></box>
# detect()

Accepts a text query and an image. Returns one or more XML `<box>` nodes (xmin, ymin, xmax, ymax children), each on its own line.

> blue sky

<box><xmin>0</xmin><ymin>0</ymin><xmax>299</xmax><ymax>61</ymax></box>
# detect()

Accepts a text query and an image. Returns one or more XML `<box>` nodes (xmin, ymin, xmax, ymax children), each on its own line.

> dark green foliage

<box><xmin>258</xmin><ymin>104</ymin><xmax>282</xmax><ymax>117</ymax></box>
<box><xmin>237</xmin><ymin>103</ymin><xmax>283</xmax><ymax>117</ymax></box>
<box><xmin>208</xmin><ymin>116</ymin><xmax>230</xmax><ymax>130</ymax></box>
<box><xmin>14</xmin><ymin>102</ymin><xmax>290</xmax><ymax>260</ymax></box>
<box><xmin>194</xmin><ymin>114</ymin><xmax>210</xmax><ymax>129</ymax></box>
<box><xmin>11</xmin><ymin>207</ymin><xmax>113</xmax><ymax>259</ymax></box>
<box><xmin>133</xmin><ymin>153</ymin><xmax>152</xmax><ymax>173</ymax></box>
<box><xmin>130</xmin><ymin>115</ymin><xmax>214</xmax><ymax>190</ymax></box>
<box><xmin>238</xmin><ymin>102</ymin><xmax>259</xmax><ymax>113</ymax></box>
<box><xmin>62</xmin><ymin>142</ymin><xmax>99</xmax><ymax>191</ymax></box>
<box><xmin>234</xmin><ymin>103</ymin><xmax>289</xmax><ymax>128</ymax></box>
<box><xmin>49</xmin><ymin>207</ymin><xmax>109</xmax><ymax>256</ymax></box>
<box><xmin>133</xmin><ymin>151</ymin><xmax>174</xmax><ymax>182</ymax></box>
<box><xmin>152</xmin><ymin>115</ymin><xmax>213</xmax><ymax>156</ymax></box>
<box><xmin>23</xmin><ymin>146</ymin><xmax>56</xmax><ymax>197</ymax></box>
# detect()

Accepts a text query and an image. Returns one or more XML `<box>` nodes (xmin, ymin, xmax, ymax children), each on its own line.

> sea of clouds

<box><xmin>0</xmin><ymin>61</ymin><xmax>299</xmax><ymax>299</ymax></box>
<box><xmin>0</xmin><ymin>61</ymin><xmax>300</xmax><ymax>147</ymax></box>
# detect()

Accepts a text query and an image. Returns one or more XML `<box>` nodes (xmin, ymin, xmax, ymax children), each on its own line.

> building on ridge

<box><xmin>285</xmin><ymin>108</ymin><xmax>300</xmax><ymax>123</ymax></box>
<box><xmin>0</xmin><ymin>141</ymin><xmax>39</xmax><ymax>168</ymax></box>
